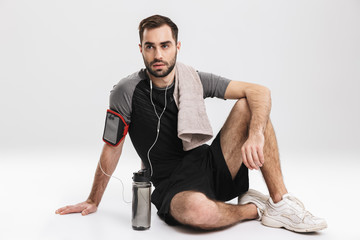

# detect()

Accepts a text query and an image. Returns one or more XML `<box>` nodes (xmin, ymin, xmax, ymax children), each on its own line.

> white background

<box><xmin>0</xmin><ymin>0</ymin><xmax>359</xmax><ymax>239</ymax></box>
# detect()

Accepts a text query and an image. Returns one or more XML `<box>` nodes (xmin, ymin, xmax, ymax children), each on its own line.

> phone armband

<box><xmin>102</xmin><ymin>109</ymin><xmax>129</xmax><ymax>146</ymax></box>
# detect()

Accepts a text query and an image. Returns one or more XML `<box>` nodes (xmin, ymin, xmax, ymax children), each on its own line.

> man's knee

<box><xmin>170</xmin><ymin>191</ymin><xmax>219</xmax><ymax>228</ymax></box>
<box><xmin>234</xmin><ymin>98</ymin><xmax>251</xmax><ymax>120</ymax></box>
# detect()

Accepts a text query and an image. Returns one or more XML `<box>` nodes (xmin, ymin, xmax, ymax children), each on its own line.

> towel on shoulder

<box><xmin>173</xmin><ymin>62</ymin><xmax>214</xmax><ymax>151</ymax></box>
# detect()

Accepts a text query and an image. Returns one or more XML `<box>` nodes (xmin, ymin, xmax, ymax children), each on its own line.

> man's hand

<box><xmin>55</xmin><ymin>199</ymin><xmax>97</xmax><ymax>216</ymax></box>
<box><xmin>241</xmin><ymin>132</ymin><xmax>265</xmax><ymax>170</ymax></box>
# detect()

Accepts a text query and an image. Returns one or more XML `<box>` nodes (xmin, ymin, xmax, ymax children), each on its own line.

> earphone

<box><xmin>147</xmin><ymin>79</ymin><xmax>170</xmax><ymax>177</ymax></box>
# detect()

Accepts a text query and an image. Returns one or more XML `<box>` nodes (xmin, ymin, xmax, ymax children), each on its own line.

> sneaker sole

<box><xmin>262</xmin><ymin>215</ymin><xmax>327</xmax><ymax>232</ymax></box>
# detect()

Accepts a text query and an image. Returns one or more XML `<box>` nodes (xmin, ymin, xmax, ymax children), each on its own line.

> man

<box><xmin>56</xmin><ymin>15</ymin><xmax>327</xmax><ymax>232</ymax></box>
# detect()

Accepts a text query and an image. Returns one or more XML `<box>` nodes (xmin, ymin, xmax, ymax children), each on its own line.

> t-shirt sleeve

<box><xmin>108</xmin><ymin>70</ymin><xmax>144</xmax><ymax>125</ymax></box>
<box><xmin>109</xmin><ymin>79</ymin><xmax>133</xmax><ymax>125</ymax></box>
<box><xmin>197</xmin><ymin>71</ymin><xmax>231</xmax><ymax>99</ymax></box>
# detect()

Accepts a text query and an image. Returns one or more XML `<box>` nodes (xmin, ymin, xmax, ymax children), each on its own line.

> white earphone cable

<box><xmin>98</xmin><ymin>159</ymin><xmax>131</xmax><ymax>204</ymax></box>
<box><xmin>147</xmin><ymin>80</ymin><xmax>170</xmax><ymax>177</ymax></box>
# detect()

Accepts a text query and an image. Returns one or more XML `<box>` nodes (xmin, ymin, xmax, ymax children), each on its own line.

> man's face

<box><xmin>139</xmin><ymin>25</ymin><xmax>181</xmax><ymax>78</ymax></box>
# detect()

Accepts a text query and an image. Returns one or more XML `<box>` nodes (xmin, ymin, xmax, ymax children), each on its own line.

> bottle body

<box><xmin>132</xmin><ymin>180</ymin><xmax>151</xmax><ymax>230</ymax></box>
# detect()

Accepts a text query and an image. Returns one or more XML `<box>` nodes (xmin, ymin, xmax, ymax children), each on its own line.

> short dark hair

<box><xmin>138</xmin><ymin>15</ymin><xmax>178</xmax><ymax>44</ymax></box>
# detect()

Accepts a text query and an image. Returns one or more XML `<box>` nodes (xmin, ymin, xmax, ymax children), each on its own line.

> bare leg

<box><xmin>260</xmin><ymin>120</ymin><xmax>287</xmax><ymax>202</ymax></box>
<box><xmin>169</xmin><ymin>99</ymin><xmax>288</xmax><ymax>230</ymax></box>
<box><xmin>220</xmin><ymin>98</ymin><xmax>251</xmax><ymax>179</ymax></box>
<box><xmin>170</xmin><ymin>191</ymin><xmax>258</xmax><ymax>230</ymax></box>
<box><xmin>220</xmin><ymin>98</ymin><xmax>287</xmax><ymax>202</ymax></box>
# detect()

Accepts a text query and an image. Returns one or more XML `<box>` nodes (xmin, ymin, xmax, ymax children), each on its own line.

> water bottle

<box><xmin>132</xmin><ymin>170</ymin><xmax>151</xmax><ymax>230</ymax></box>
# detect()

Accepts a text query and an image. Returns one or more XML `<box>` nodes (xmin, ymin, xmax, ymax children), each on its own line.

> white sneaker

<box><xmin>262</xmin><ymin>193</ymin><xmax>327</xmax><ymax>232</ymax></box>
<box><xmin>238</xmin><ymin>189</ymin><xmax>269</xmax><ymax>220</ymax></box>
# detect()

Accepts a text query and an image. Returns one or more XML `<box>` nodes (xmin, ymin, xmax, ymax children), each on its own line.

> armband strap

<box><xmin>102</xmin><ymin>109</ymin><xmax>129</xmax><ymax>146</ymax></box>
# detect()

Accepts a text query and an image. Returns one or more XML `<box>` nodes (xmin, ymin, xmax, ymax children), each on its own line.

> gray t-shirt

<box><xmin>108</xmin><ymin>68</ymin><xmax>231</xmax><ymax>185</ymax></box>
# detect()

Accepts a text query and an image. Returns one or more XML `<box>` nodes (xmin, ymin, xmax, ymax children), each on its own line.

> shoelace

<box><xmin>285</xmin><ymin>195</ymin><xmax>313</xmax><ymax>222</ymax></box>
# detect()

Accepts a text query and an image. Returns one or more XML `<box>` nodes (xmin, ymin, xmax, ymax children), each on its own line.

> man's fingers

<box><xmin>56</xmin><ymin>205</ymin><xmax>85</xmax><ymax>215</ymax></box>
<box><xmin>55</xmin><ymin>206</ymin><xmax>74</xmax><ymax>214</ymax></box>
<box><xmin>81</xmin><ymin>204</ymin><xmax>97</xmax><ymax>216</ymax></box>
<box><xmin>241</xmin><ymin>147</ymin><xmax>251</xmax><ymax>170</ymax></box>
<box><xmin>81</xmin><ymin>209</ymin><xmax>89</xmax><ymax>216</ymax></box>
<box><xmin>246</xmin><ymin>148</ymin><xmax>257</xmax><ymax>170</ymax></box>
<box><xmin>60</xmin><ymin>206</ymin><xmax>82</xmax><ymax>215</ymax></box>
<box><xmin>242</xmin><ymin>143</ymin><xmax>264</xmax><ymax>170</ymax></box>
<box><xmin>56</xmin><ymin>201</ymin><xmax>97</xmax><ymax>216</ymax></box>
<box><xmin>55</xmin><ymin>207</ymin><xmax>66</xmax><ymax>214</ymax></box>
<box><xmin>252</xmin><ymin>147</ymin><xmax>264</xmax><ymax>168</ymax></box>
<box><xmin>258</xmin><ymin>147</ymin><xmax>265</xmax><ymax>165</ymax></box>
<box><xmin>251</xmin><ymin>148</ymin><xmax>262</xmax><ymax>169</ymax></box>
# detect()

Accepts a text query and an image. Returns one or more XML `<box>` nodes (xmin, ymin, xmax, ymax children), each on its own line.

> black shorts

<box><xmin>151</xmin><ymin>131</ymin><xmax>249</xmax><ymax>226</ymax></box>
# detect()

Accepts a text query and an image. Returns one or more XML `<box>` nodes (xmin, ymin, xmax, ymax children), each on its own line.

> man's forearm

<box><xmin>245</xmin><ymin>86</ymin><xmax>271</xmax><ymax>136</ymax></box>
<box><xmin>224</xmin><ymin>81</ymin><xmax>272</xmax><ymax>133</ymax></box>
<box><xmin>87</xmin><ymin>143</ymin><xmax>123</xmax><ymax>206</ymax></box>
<box><xmin>87</xmin><ymin>164</ymin><xmax>112</xmax><ymax>206</ymax></box>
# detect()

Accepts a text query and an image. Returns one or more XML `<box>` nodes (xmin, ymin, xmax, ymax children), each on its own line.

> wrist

<box><xmin>249</xmin><ymin>129</ymin><xmax>263</xmax><ymax>137</ymax></box>
<box><xmin>86</xmin><ymin>198</ymin><xmax>99</xmax><ymax>206</ymax></box>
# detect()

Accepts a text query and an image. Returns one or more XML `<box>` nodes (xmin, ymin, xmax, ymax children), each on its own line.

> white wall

<box><xmin>1</xmin><ymin>0</ymin><xmax>359</xmax><ymax>157</ymax></box>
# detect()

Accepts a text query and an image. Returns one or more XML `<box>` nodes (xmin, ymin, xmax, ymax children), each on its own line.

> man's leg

<box><xmin>220</xmin><ymin>98</ymin><xmax>287</xmax><ymax>202</ymax></box>
<box><xmin>170</xmin><ymin>191</ymin><xmax>257</xmax><ymax>230</ymax></box>
<box><xmin>220</xmin><ymin>98</ymin><xmax>327</xmax><ymax>232</ymax></box>
<box><xmin>260</xmin><ymin>118</ymin><xmax>287</xmax><ymax>202</ymax></box>
<box><xmin>169</xmin><ymin>98</ymin><xmax>284</xmax><ymax>230</ymax></box>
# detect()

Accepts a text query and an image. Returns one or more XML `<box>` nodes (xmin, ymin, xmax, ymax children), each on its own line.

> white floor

<box><xmin>1</xmin><ymin>149</ymin><xmax>359</xmax><ymax>240</ymax></box>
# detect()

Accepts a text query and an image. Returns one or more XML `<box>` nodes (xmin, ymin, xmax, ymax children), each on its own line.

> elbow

<box><xmin>264</xmin><ymin>86</ymin><xmax>272</xmax><ymax>109</ymax></box>
<box><xmin>245</xmin><ymin>83</ymin><xmax>271</xmax><ymax>103</ymax></box>
<box><xmin>256</xmin><ymin>84</ymin><xmax>271</xmax><ymax>99</ymax></box>
<box><xmin>258</xmin><ymin>85</ymin><xmax>272</xmax><ymax>107</ymax></box>
<box><xmin>264</xmin><ymin>86</ymin><xmax>271</xmax><ymax>100</ymax></box>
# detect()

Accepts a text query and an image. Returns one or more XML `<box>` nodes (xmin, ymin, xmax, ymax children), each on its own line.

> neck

<box><xmin>147</xmin><ymin>69</ymin><xmax>175</xmax><ymax>88</ymax></box>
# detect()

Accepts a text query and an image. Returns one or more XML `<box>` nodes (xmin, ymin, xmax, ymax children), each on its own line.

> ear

<box><xmin>177</xmin><ymin>41</ymin><xmax>181</xmax><ymax>51</ymax></box>
<box><xmin>139</xmin><ymin>44</ymin><xmax>142</xmax><ymax>53</ymax></box>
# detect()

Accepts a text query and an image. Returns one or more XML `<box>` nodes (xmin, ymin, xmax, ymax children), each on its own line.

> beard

<box><xmin>143</xmin><ymin>52</ymin><xmax>177</xmax><ymax>78</ymax></box>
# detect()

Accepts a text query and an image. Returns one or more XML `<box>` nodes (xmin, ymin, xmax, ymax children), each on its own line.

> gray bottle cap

<box><xmin>133</xmin><ymin>170</ymin><xmax>150</xmax><ymax>182</ymax></box>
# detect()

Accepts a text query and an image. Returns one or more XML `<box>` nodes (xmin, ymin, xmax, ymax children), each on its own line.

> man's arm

<box><xmin>224</xmin><ymin>80</ymin><xmax>271</xmax><ymax>170</ymax></box>
<box><xmin>55</xmin><ymin>139</ymin><xmax>125</xmax><ymax>215</ymax></box>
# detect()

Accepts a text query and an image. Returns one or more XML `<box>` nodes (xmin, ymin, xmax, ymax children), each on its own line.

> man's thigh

<box><xmin>220</xmin><ymin>98</ymin><xmax>251</xmax><ymax>179</ymax></box>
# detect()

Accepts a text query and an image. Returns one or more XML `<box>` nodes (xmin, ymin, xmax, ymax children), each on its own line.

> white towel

<box><xmin>173</xmin><ymin>62</ymin><xmax>213</xmax><ymax>151</ymax></box>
